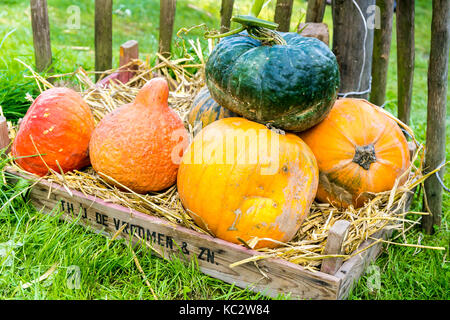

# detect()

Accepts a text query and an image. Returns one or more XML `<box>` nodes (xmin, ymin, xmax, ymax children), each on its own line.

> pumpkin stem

<box><xmin>247</xmin><ymin>26</ymin><xmax>287</xmax><ymax>46</ymax></box>
<box><xmin>352</xmin><ymin>144</ymin><xmax>377</xmax><ymax>170</ymax></box>
<box><xmin>135</xmin><ymin>77</ymin><xmax>169</xmax><ymax>108</ymax></box>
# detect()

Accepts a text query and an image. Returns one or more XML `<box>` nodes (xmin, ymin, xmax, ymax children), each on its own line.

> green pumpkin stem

<box><xmin>204</xmin><ymin>0</ymin><xmax>284</xmax><ymax>46</ymax></box>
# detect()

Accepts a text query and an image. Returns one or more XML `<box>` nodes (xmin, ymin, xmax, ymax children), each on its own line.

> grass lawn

<box><xmin>0</xmin><ymin>0</ymin><xmax>448</xmax><ymax>300</ymax></box>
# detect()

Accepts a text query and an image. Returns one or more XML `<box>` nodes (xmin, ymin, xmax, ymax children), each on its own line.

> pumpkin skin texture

<box><xmin>298</xmin><ymin>98</ymin><xmax>411</xmax><ymax>209</ymax></box>
<box><xmin>205</xmin><ymin>31</ymin><xmax>340</xmax><ymax>132</ymax></box>
<box><xmin>89</xmin><ymin>78</ymin><xmax>189</xmax><ymax>193</ymax></box>
<box><xmin>177</xmin><ymin>117</ymin><xmax>319</xmax><ymax>249</ymax></box>
<box><xmin>12</xmin><ymin>87</ymin><xmax>95</xmax><ymax>176</ymax></box>
<box><xmin>187</xmin><ymin>86</ymin><xmax>239</xmax><ymax>129</ymax></box>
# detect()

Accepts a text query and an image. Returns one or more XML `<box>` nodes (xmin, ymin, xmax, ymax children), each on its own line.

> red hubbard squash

<box><xmin>12</xmin><ymin>87</ymin><xmax>95</xmax><ymax>176</ymax></box>
<box><xmin>177</xmin><ymin>117</ymin><xmax>318</xmax><ymax>249</ymax></box>
<box><xmin>89</xmin><ymin>77</ymin><xmax>189</xmax><ymax>193</ymax></box>
<box><xmin>298</xmin><ymin>98</ymin><xmax>411</xmax><ymax>209</ymax></box>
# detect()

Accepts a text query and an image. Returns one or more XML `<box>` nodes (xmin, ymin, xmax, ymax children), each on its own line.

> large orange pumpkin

<box><xmin>89</xmin><ymin>77</ymin><xmax>189</xmax><ymax>193</ymax></box>
<box><xmin>12</xmin><ymin>87</ymin><xmax>95</xmax><ymax>176</ymax></box>
<box><xmin>177</xmin><ymin>117</ymin><xmax>319</xmax><ymax>249</ymax></box>
<box><xmin>298</xmin><ymin>98</ymin><xmax>411</xmax><ymax>209</ymax></box>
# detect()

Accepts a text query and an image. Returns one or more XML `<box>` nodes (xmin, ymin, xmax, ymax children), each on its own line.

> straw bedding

<box><xmin>5</xmin><ymin>42</ymin><xmax>440</xmax><ymax>272</ymax></box>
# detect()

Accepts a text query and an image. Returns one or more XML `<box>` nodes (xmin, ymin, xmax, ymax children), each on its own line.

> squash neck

<box><xmin>352</xmin><ymin>144</ymin><xmax>377</xmax><ymax>170</ymax></box>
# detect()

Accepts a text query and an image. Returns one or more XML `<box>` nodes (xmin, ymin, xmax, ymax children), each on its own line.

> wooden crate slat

<box><xmin>7</xmin><ymin>167</ymin><xmax>341</xmax><ymax>300</ymax></box>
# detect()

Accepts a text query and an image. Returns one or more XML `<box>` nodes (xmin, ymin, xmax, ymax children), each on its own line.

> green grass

<box><xmin>0</xmin><ymin>0</ymin><xmax>449</xmax><ymax>300</ymax></box>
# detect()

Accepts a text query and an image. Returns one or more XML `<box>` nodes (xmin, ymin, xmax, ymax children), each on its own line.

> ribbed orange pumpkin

<box><xmin>298</xmin><ymin>98</ymin><xmax>411</xmax><ymax>209</ymax></box>
<box><xmin>12</xmin><ymin>87</ymin><xmax>95</xmax><ymax>176</ymax></box>
<box><xmin>187</xmin><ymin>86</ymin><xmax>238</xmax><ymax>130</ymax></box>
<box><xmin>89</xmin><ymin>77</ymin><xmax>189</xmax><ymax>193</ymax></box>
<box><xmin>177</xmin><ymin>117</ymin><xmax>319</xmax><ymax>249</ymax></box>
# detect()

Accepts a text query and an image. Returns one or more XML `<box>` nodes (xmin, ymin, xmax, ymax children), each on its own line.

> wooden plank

<box><xmin>95</xmin><ymin>0</ymin><xmax>113</xmax><ymax>82</ymax></box>
<box><xmin>159</xmin><ymin>0</ymin><xmax>177</xmax><ymax>58</ymax></box>
<box><xmin>335</xmin><ymin>187</ymin><xmax>416</xmax><ymax>299</ymax></box>
<box><xmin>274</xmin><ymin>0</ymin><xmax>294</xmax><ymax>32</ymax></box>
<box><xmin>220</xmin><ymin>0</ymin><xmax>235</xmax><ymax>33</ymax></box>
<box><xmin>0</xmin><ymin>116</ymin><xmax>10</xmax><ymax>154</ymax></box>
<box><xmin>370</xmin><ymin>0</ymin><xmax>395</xmax><ymax>106</ymax></box>
<box><xmin>332</xmin><ymin>0</ymin><xmax>375</xmax><ymax>99</ymax></box>
<box><xmin>396</xmin><ymin>0</ymin><xmax>415</xmax><ymax>125</ymax></box>
<box><xmin>297</xmin><ymin>22</ymin><xmax>329</xmax><ymax>46</ymax></box>
<box><xmin>118</xmin><ymin>40</ymin><xmax>139</xmax><ymax>84</ymax></box>
<box><xmin>321</xmin><ymin>220</ymin><xmax>351</xmax><ymax>274</ymax></box>
<box><xmin>422</xmin><ymin>0</ymin><xmax>449</xmax><ymax>235</ymax></box>
<box><xmin>306</xmin><ymin>0</ymin><xmax>327</xmax><ymax>23</ymax></box>
<box><xmin>30</xmin><ymin>0</ymin><xmax>53</xmax><ymax>73</ymax></box>
<box><xmin>6</xmin><ymin>167</ymin><xmax>341</xmax><ymax>300</ymax></box>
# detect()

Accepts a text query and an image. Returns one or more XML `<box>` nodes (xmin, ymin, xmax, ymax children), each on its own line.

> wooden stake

<box><xmin>320</xmin><ymin>220</ymin><xmax>351</xmax><ymax>275</ymax></box>
<box><xmin>159</xmin><ymin>0</ymin><xmax>177</xmax><ymax>58</ymax></box>
<box><xmin>220</xmin><ymin>0</ymin><xmax>235</xmax><ymax>33</ymax></box>
<box><xmin>118</xmin><ymin>40</ymin><xmax>139</xmax><ymax>84</ymax></box>
<box><xmin>274</xmin><ymin>0</ymin><xmax>294</xmax><ymax>32</ymax></box>
<box><xmin>422</xmin><ymin>0</ymin><xmax>449</xmax><ymax>235</ymax></box>
<box><xmin>95</xmin><ymin>0</ymin><xmax>113</xmax><ymax>82</ymax></box>
<box><xmin>370</xmin><ymin>0</ymin><xmax>394</xmax><ymax>106</ymax></box>
<box><xmin>332</xmin><ymin>0</ymin><xmax>375</xmax><ymax>99</ymax></box>
<box><xmin>396</xmin><ymin>0</ymin><xmax>415</xmax><ymax>125</ymax></box>
<box><xmin>30</xmin><ymin>0</ymin><xmax>52</xmax><ymax>73</ymax></box>
<box><xmin>306</xmin><ymin>0</ymin><xmax>327</xmax><ymax>23</ymax></box>
<box><xmin>0</xmin><ymin>116</ymin><xmax>10</xmax><ymax>154</ymax></box>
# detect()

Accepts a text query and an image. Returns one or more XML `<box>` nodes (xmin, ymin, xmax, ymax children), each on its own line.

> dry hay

<box><xmin>5</xmin><ymin>41</ymin><xmax>445</xmax><ymax>272</ymax></box>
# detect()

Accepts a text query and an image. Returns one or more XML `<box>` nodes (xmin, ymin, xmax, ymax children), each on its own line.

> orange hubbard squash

<box><xmin>298</xmin><ymin>98</ymin><xmax>411</xmax><ymax>209</ymax></box>
<box><xmin>89</xmin><ymin>77</ymin><xmax>189</xmax><ymax>193</ymax></box>
<box><xmin>12</xmin><ymin>87</ymin><xmax>95</xmax><ymax>176</ymax></box>
<box><xmin>177</xmin><ymin>117</ymin><xmax>318</xmax><ymax>249</ymax></box>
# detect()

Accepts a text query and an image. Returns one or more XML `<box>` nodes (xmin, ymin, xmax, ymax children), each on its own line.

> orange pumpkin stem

<box><xmin>352</xmin><ymin>144</ymin><xmax>377</xmax><ymax>170</ymax></box>
<box><xmin>135</xmin><ymin>77</ymin><xmax>169</xmax><ymax>108</ymax></box>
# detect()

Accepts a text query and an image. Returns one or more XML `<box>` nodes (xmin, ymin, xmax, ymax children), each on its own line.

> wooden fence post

<box><xmin>422</xmin><ymin>0</ymin><xmax>449</xmax><ymax>235</ymax></box>
<box><xmin>396</xmin><ymin>0</ymin><xmax>415</xmax><ymax>125</ymax></box>
<box><xmin>274</xmin><ymin>0</ymin><xmax>294</xmax><ymax>32</ymax></box>
<box><xmin>159</xmin><ymin>0</ymin><xmax>177</xmax><ymax>58</ymax></box>
<box><xmin>30</xmin><ymin>0</ymin><xmax>53</xmax><ymax>73</ymax></box>
<box><xmin>0</xmin><ymin>116</ymin><xmax>10</xmax><ymax>155</ymax></box>
<box><xmin>220</xmin><ymin>0</ymin><xmax>235</xmax><ymax>33</ymax></box>
<box><xmin>118</xmin><ymin>40</ymin><xmax>139</xmax><ymax>84</ymax></box>
<box><xmin>370</xmin><ymin>0</ymin><xmax>394</xmax><ymax>106</ymax></box>
<box><xmin>332</xmin><ymin>0</ymin><xmax>375</xmax><ymax>99</ymax></box>
<box><xmin>95</xmin><ymin>0</ymin><xmax>113</xmax><ymax>81</ymax></box>
<box><xmin>306</xmin><ymin>0</ymin><xmax>327</xmax><ymax>23</ymax></box>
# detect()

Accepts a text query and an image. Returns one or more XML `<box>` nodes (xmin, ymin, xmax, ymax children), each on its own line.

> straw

<box><xmin>6</xmin><ymin>40</ymin><xmax>440</xmax><ymax>271</ymax></box>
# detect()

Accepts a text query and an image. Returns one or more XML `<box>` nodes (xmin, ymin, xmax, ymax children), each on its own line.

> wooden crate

<box><xmin>4</xmin><ymin>166</ymin><xmax>415</xmax><ymax>300</ymax></box>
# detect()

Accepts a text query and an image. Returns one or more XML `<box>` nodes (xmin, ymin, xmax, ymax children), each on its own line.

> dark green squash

<box><xmin>205</xmin><ymin>31</ymin><xmax>340</xmax><ymax>132</ymax></box>
<box><xmin>187</xmin><ymin>86</ymin><xmax>239</xmax><ymax>129</ymax></box>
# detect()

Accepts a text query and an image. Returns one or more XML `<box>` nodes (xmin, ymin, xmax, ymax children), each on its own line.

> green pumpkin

<box><xmin>187</xmin><ymin>86</ymin><xmax>239</xmax><ymax>129</ymax></box>
<box><xmin>205</xmin><ymin>31</ymin><xmax>340</xmax><ymax>132</ymax></box>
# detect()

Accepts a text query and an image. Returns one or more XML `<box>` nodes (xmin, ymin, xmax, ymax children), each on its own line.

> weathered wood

<box><xmin>297</xmin><ymin>22</ymin><xmax>329</xmax><ymax>46</ymax></box>
<box><xmin>95</xmin><ymin>0</ymin><xmax>113</xmax><ymax>81</ymax></box>
<box><xmin>335</xmin><ymin>187</ymin><xmax>416</xmax><ymax>299</ymax></box>
<box><xmin>30</xmin><ymin>0</ymin><xmax>53</xmax><ymax>72</ymax></box>
<box><xmin>118</xmin><ymin>40</ymin><xmax>139</xmax><ymax>84</ymax></box>
<box><xmin>332</xmin><ymin>0</ymin><xmax>375</xmax><ymax>99</ymax></box>
<box><xmin>220</xmin><ymin>0</ymin><xmax>235</xmax><ymax>33</ymax></box>
<box><xmin>0</xmin><ymin>116</ymin><xmax>10</xmax><ymax>154</ymax></box>
<box><xmin>6</xmin><ymin>167</ymin><xmax>341</xmax><ymax>300</ymax></box>
<box><xmin>321</xmin><ymin>220</ymin><xmax>351</xmax><ymax>275</ymax></box>
<box><xmin>422</xmin><ymin>0</ymin><xmax>450</xmax><ymax>235</ymax></box>
<box><xmin>306</xmin><ymin>0</ymin><xmax>327</xmax><ymax>23</ymax></box>
<box><xmin>159</xmin><ymin>0</ymin><xmax>177</xmax><ymax>58</ymax></box>
<box><xmin>370</xmin><ymin>0</ymin><xmax>394</xmax><ymax>106</ymax></box>
<box><xmin>274</xmin><ymin>0</ymin><xmax>294</xmax><ymax>32</ymax></box>
<box><xmin>396</xmin><ymin>0</ymin><xmax>415</xmax><ymax>125</ymax></box>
